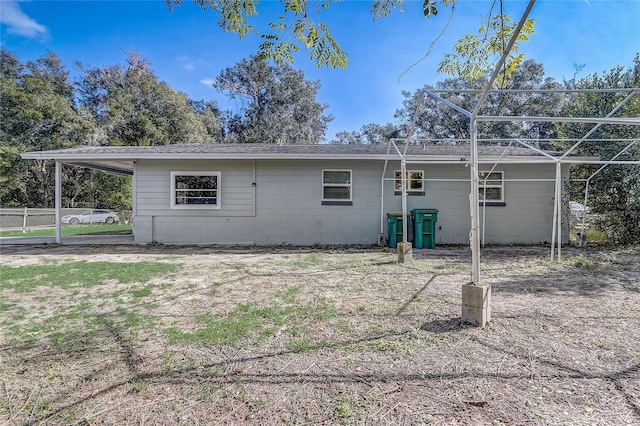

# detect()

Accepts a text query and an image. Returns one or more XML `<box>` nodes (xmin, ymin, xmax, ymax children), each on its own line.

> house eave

<box><xmin>21</xmin><ymin>151</ymin><xmax>568</xmax><ymax>163</ymax></box>
<box><xmin>21</xmin><ymin>143</ymin><xmax>601</xmax><ymax>174</ymax></box>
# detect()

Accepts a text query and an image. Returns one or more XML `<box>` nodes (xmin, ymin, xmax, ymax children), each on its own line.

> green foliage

<box><xmin>2</xmin><ymin>49</ymin><xmax>225</xmax><ymax>209</ymax></box>
<box><xmin>77</xmin><ymin>52</ymin><xmax>220</xmax><ymax>147</ymax></box>
<box><xmin>331</xmin><ymin>122</ymin><xmax>400</xmax><ymax>145</ymax></box>
<box><xmin>259</xmin><ymin>8</ymin><xmax>348</xmax><ymax>69</ymax></box>
<box><xmin>557</xmin><ymin>56</ymin><xmax>640</xmax><ymax>245</ymax></box>
<box><xmin>371</xmin><ymin>0</ymin><xmax>406</xmax><ymax>20</ymax></box>
<box><xmin>167</xmin><ymin>1</ymin><xmax>528</xmax><ymax>77</ymax></box>
<box><xmin>438</xmin><ymin>14</ymin><xmax>535</xmax><ymax>83</ymax></box>
<box><xmin>164</xmin><ymin>292</ymin><xmax>336</xmax><ymax>347</ymax></box>
<box><xmin>393</xmin><ymin>59</ymin><xmax>562</xmax><ymax>141</ymax></box>
<box><xmin>169</xmin><ymin>0</ymin><xmax>257</xmax><ymax>37</ymax></box>
<box><xmin>214</xmin><ymin>55</ymin><xmax>332</xmax><ymax>143</ymax></box>
<box><xmin>0</xmin><ymin>50</ymin><xmax>94</xmax><ymax>208</ymax></box>
<box><xmin>0</xmin><ymin>260</ymin><xmax>178</xmax><ymax>292</ymax></box>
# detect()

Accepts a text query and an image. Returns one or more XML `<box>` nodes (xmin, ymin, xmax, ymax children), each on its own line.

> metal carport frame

<box><xmin>381</xmin><ymin>0</ymin><xmax>639</xmax><ymax>325</ymax></box>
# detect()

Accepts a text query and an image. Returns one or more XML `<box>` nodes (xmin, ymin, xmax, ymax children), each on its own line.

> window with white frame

<box><xmin>171</xmin><ymin>171</ymin><xmax>221</xmax><ymax>209</ymax></box>
<box><xmin>394</xmin><ymin>170</ymin><xmax>425</xmax><ymax>195</ymax></box>
<box><xmin>478</xmin><ymin>171</ymin><xmax>504</xmax><ymax>204</ymax></box>
<box><xmin>322</xmin><ymin>169</ymin><xmax>352</xmax><ymax>205</ymax></box>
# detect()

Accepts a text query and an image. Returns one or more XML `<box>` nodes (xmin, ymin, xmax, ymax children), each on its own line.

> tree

<box><xmin>330</xmin><ymin>123</ymin><xmax>400</xmax><ymax>145</ymax></box>
<box><xmin>166</xmin><ymin>0</ymin><xmax>533</xmax><ymax>81</ymax></box>
<box><xmin>190</xmin><ymin>99</ymin><xmax>223</xmax><ymax>140</ymax></box>
<box><xmin>214</xmin><ymin>55</ymin><xmax>332</xmax><ymax>144</ymax></box>
<box><xmin>0</xmin><ymin>50</ymin><xmax>92</xmax><ymax>207</ymax></box>
<box><xmin>330</xmin><ymin>130</ymin><xmax>363</xmax><ymax>145</ymax></box>
<box><xmin>77</xmin><ymin>52</ymin><xmax>221</xmax><ymax>146</ymax></box>
<box><xmin>557</xmin><ymin>56</ymin><xmax>640</xmax><ymax>245</ymax></box>
<box><xmin>393</xmin><ymin>60</ymin><xmax>562</xmax><ymax>142</ymax></box>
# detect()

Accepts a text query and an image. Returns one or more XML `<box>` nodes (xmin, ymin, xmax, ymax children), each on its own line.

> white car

<box><xmin>62</xmin><ymin>209</ymin><xmax>119</xmax><ymax>225</ymax></box>
<box><xmin>569</xmin><ymin>201</ymin><xmax>591</xmax><ymax>218</ymax></box>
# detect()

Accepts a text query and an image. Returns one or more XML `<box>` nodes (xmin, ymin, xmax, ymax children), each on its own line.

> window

<box><xmin>322</xmin><ymin>169</ymin><xmax>352</xmax><ymax>205</ymax></box>
<box><xmin>479</xmin><ymin>171</ymin><xmax>504</xmax><ymax>204</ymax></box>
<box><xmin>171</xmin><ymin>171</ymin><xmax>221</xmax><ymax>209</ymax></box>
<box><xmin>394</xmin><ymin>170</ymin><xmax>425</xmax><ymax>195</ymax></box>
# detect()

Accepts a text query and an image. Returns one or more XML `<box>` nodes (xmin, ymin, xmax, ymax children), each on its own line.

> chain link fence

<box><xmin>0</xmin><ymin>208</ymin><xmax>131</xmax><ymax>232</ymax></box>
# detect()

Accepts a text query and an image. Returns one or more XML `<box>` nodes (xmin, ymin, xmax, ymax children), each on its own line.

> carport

<box><xmin>19</xmin><ymin>151</ymin><xmax>135</xmax><ymax>245</ymax></box>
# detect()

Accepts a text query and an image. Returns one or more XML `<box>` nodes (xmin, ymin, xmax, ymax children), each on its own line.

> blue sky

<box><xmin>1</xmin><ymin>0</ymin><xmax>639</xmax><ymax>142</ymax></box>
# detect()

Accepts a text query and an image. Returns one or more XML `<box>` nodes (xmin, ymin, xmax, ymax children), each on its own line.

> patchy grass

<box><xmin>0</xmin><ymin>223</ymin><xmax>132</xmax><ymax>237</ymax></box>
<box><xmin>0</xmin><ymin>261</ymin><xmax>178</xmax><ymax>292</ymax></box>
<box><xmin>0</xmin><ymin>245</ymin><xmax>638</xmax><ymax>425</ymax></box>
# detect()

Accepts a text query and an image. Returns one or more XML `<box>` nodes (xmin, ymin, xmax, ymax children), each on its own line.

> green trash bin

<box><xmin>387</xmin><ymin>211</ymin><xmax>410</xmax><ymax>248</ymax></box>
<box><xmin>411</xmin><ymin>208</ymin><xmax>438</xmax><ymax>249</ymax></box>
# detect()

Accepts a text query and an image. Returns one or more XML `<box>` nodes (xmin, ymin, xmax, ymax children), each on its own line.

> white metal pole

<box><xmin>470</xmin><ymin>119</ymin><xmax>481</xmax><ymax>284</ymax></box>
<box><xmin>55</xmin><ymin>161</ymin><xmax>62</xmax><ymax>244</ymax></box>
<box><xmin>401</xmin><ymin>158</ymin><xmax>408</xmax><ymax>244</ymax></box>
<box><xmin>481</xmin><ymin>188</ymin><xmax>486</xmax><ymax>247</ymax></box>
<box><xmin>22</xmin><ymin>207</ymin><xmax>27</xmax><ymax>233</ymax></box>
<box><xmin>380</xmin><ymin>176</ymin><xmax>385</xmax><ymax>234</ymax></box>
<box><xmin>468</xmin><ymin>0</ymin><xmax>536</xmax><ymax>283</ymax></box>
<box><xmin>550</xmin><ymin>162</ymin><xmax>559</xmax><ymax>261</ymax></box>
<box><xmin>557</xmin><ymin>162</ymin><xmax>562</xmax><ymax>261</ymax></box>
<box><xmin>559</xmin><ymin>89</ymin><xmax>639</xmax><ymax>160</ymax></box>
<box><xmin>380</xmin><ymin>141</ymin><xmax>393</xmax><ymax>234</ymax></box>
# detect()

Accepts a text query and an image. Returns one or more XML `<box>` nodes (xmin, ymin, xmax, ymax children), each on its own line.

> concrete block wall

<box><xmin>254</xmin><ymin>159</ymin><xmax>383</xmax><ymax>245</ymax></box>
<box><xmin>132</xmin><ymin>157</ymin><xmax>568</xmax><ymax>246</ymax></box>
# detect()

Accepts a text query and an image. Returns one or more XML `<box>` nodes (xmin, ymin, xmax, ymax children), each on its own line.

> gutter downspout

<box><xmin>401</xmin><ymin>94</ymin><xmax>425</xmax><ymax>246</ymax></box>
<box><xmin>380</xmin><ymin>141</ymin><xmax>394</xmax><ymax>235</ymax></box>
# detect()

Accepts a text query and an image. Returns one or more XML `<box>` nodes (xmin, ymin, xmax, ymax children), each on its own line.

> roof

<box><xmin>21</xmin><ymin>142</ymin><xmax>576</xmax><ymax>176</ymax></box>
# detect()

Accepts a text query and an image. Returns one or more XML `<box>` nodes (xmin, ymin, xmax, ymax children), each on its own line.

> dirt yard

<box><xmin>0</xmin><ymin>243</ymin><xmax>639</xmax><ymax>425</ymax></box>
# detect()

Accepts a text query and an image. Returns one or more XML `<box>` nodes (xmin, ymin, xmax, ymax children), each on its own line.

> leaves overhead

<box><xmin>175</xmin><ymin>0</ymin><xmax>533</xmax><ymax>84</ymax></box>
<box><xmin>166</xmin><ymin>0</ymin><xmax>530</xmax><ymax>82</ymax></box>
<box><xmin>438</xmin><ymin>14</ymin><xmax>535</xmax><ymax>84</ymax></box>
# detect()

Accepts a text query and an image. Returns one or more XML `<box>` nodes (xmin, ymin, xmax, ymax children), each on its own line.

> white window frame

<box><xmin>478</xmin><ymin>170</ymin><xmax>504</xmax><ymax>204</ymax></box>
<box><xmin>171</xmin><ymin>171</ymin><xmax>221</xmax><ymax>209</ymax></box>
<box><xmin>322</xmin><ymin>169</ymin><xmax>352</xmax><ymax>205</ymax></box>
<box><xmin>394</xmin><ymin>169</ymin><xmax>425</xmax><ymax>195</ymax></box>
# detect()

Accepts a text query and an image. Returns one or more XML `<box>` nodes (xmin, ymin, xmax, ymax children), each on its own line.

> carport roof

<box><xmin>21</xmin><ymin>142</ymin><xmax>574</xmax><ymax>175</ymax></box>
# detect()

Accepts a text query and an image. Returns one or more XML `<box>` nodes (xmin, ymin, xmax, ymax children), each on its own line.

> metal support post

<box><xmin>470</xmin><ymin>120</ymin><xmax>481</xmax><ymax>284</ymax></box>
<box><xmin>55</xmin><ymin>161</ymin><xmax>62</xmax><ymax>244</ymax></box>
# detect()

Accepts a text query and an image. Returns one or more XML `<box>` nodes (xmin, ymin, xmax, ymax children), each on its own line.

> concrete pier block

<box><xmin>461</xmin><ymin>283</ymin><xmax>491</xmax><ymax>327</ymax></box>
<box><xmin>397</xmin><ymin>242</ymin><xmax>413</xmax><ymax>263</ymax></box>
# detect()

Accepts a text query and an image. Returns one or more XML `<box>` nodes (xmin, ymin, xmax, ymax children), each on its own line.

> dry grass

<box><xmin>0</xmin><ymin>244</ymin><xmax>639</xmax><ymax>425</ymax></box>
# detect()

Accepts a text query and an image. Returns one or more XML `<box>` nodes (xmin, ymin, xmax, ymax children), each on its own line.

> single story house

<box><xmin>22</xmin><ymin>143</ymin><xmax>572</xmax><ymax>246</ymax></box>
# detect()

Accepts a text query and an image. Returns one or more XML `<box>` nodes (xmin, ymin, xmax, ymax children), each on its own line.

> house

<box><xmin>21</xmin><ymin>143</ymin><xmax>571</xmax><ymax>246</ymax></box>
